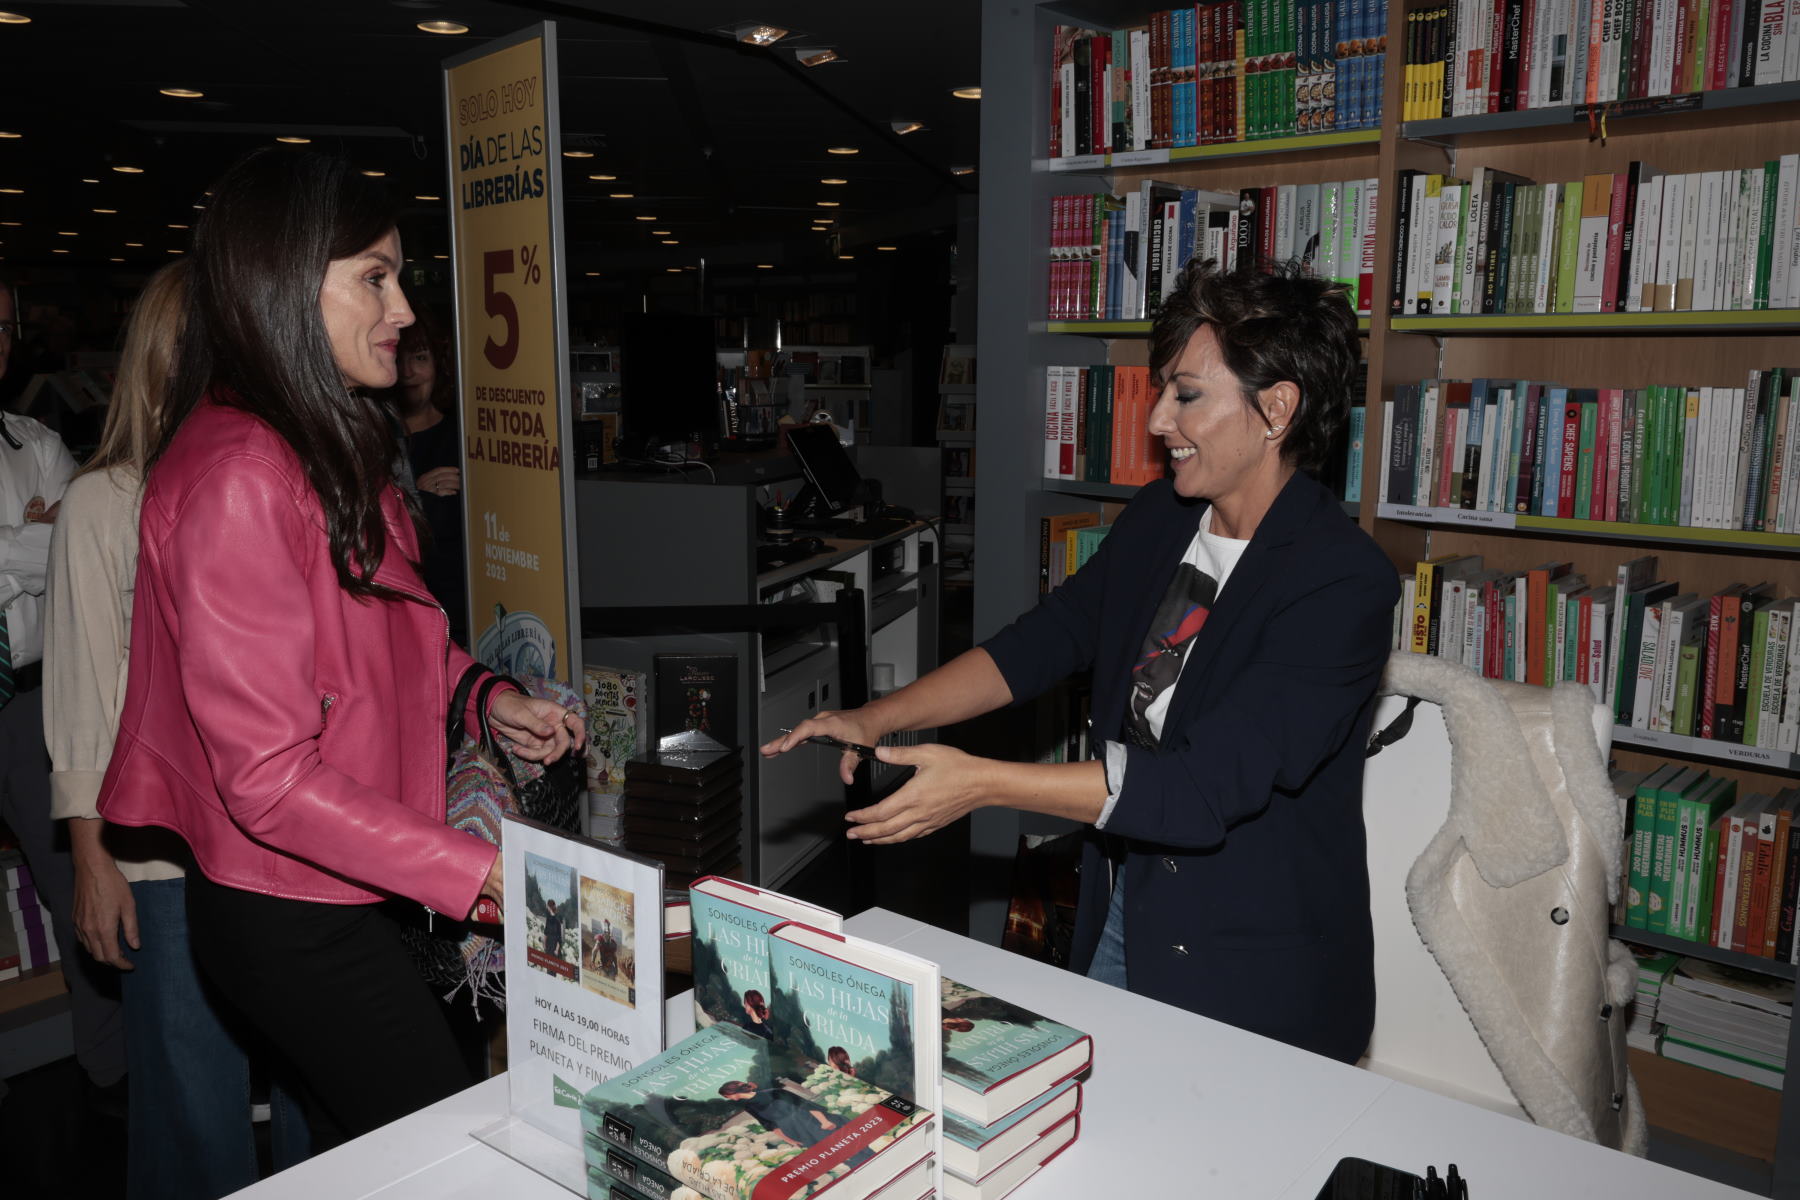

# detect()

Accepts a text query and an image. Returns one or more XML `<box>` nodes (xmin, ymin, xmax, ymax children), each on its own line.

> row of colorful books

<box><xmin>1392</xmin><ymin>158</ymin><xmax>1800</xmax><ymax>319</ymax></box>
<box><xmin>1626</xmin><ymin>950</ymin><xmax>1789</xmax><ymax>1090</ymax></box>
<box><xmin>582</xmin><ymin>878</ymin><xmax>1092</xmax><ymax>1200</ymax></box>
<box><xmin>1038</xmin><ymin>512</ymin><xmax>1114</xmax><ymax>596</ymax></box>
<box><xmin>1042</xmin><ymin>364</ymin><xmax>1173</xmax><ymax>487</ymax></box>
<box><xmin>1396</xmin><ymin>553</ymin><xmax>1800</xmax><ymax>748</ymax></box>
<box><xmin>1401</xmin><ymin>0</ymin><xmax>1800</xmax><ymax>121</ymax></box>
<box><xmin>1383</xmin><ymin>369</ymin><xmax>1800</xmax><ymax>531</ymax></box>
<box><xmin>1048</xmin><ymin>3</ymin><xmax>1390</xmax><ymax>157</ymax></box>
<box><xmin>2</xmin><ymin>852</ymin><xmax>59</xmax><ymax>982</ymax></box>
<box><xmin>1049</xmin><ymin>179</ymin><xmax>1380</xmax><ymax>321</ymax></box>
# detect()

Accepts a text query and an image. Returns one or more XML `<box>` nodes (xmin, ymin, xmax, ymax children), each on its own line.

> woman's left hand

<box><xmin>416</xmin><ymin>466</ymin><xmax>461</xmax><ymax>497</ymax></box>
<box><xmin>488</xmin><ymin>689</ymin><xmax>587</xmax><ymax>763</ymax></box>
<box><xmin>844</xmin><ymin>743</ymin><xmax>992</xmax><ymax>844</ymax></box>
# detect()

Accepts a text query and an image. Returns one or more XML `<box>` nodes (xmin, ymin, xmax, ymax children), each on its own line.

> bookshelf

<box><xmin>979</xmin><ymin>0</ymin><xmax>1800</xmax><ymax>1191</ymax></box>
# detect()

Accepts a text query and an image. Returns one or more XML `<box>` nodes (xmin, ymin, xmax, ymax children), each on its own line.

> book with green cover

<box><xmin>1679</xmin><ymin>776</ymin><xmax>1737</xmax><ymax>941</ymax></box>
<box><xmin>1554</xmin><ymin>180</ymin><xmax>1583</xmax><ymax>313</ymax></box>
<box><xmin>688</xmin><ymin>878</ymin><xmax>841</xmax><ymax>1034</ymax></box>
<box><xmin>939</xmin><ymin>977</ymin><xmax>1093</xmax><ymax>1126</ymax></box>
<box><xmin>1673</xmin><ymin>641</ymin><xmax>1702</xmax><ymax>738</ymax></box>
<box><xmin>1648</xmin><ymin>766</ymin><xmax>1708</xmax><ymax>935</ymax></box>
<box><xmin>1627</xmin><ymin>764</ymin><xmax>1680</xmax><ymax>928</ymax></box>
<box><xmin>1746</xmin><ymin>604</ymin><xmax>1773</xmax><ymax>747</ymax></box>
<box><xmin>942</xmin><ymin>1079</ymin><xmax>1081</xmax><ymax>1182</ymax></box>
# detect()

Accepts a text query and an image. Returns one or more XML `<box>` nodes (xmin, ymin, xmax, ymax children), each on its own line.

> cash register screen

<box><xmin>785</xmin><ymin>422</ymin><xmax>862</xmax><ymax>518</ymax></box>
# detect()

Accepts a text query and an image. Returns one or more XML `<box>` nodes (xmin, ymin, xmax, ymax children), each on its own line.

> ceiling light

<box><xmin>110</xmin><ymin>257</ymin><xmax>123</xmax><ymax>262</ymax></box>
<box><xmin>951</xmin><ymin>165</ymin><xmax>976</xmax><ymax>176</ymax></box>
<box><xmin>360</xmin><ymin>170</ymin><xmax>386</xmax><ymax>177</ymax></box>
<box><xmin>757</xmin><ymin>263</ymin><xmax>774</xmax><ymax>269</ymax></box>
<box><xmin>125</xmin><ymin>242</ymin><xmax>143</xmax><ymax>247</ymax></box>
<box><xmin>820</xmin><ymin>178</ymin><xmax>847</xmax><ymax>185</ymax></box>
<box><xmin>608</xmin><ymin>192</ymin><xmax>633</xmax><ymax>199</ymax></box>
<box><xmin>0</xmin><ymin>187</ymin><xmax>21</xmax><ymax>195</ymax></box>
<box><xmin>876</xmin><ymin>245</ymin><xmax>898</xmax><ymax>251</ymax></box>
<box><xmin>160</xmin><ymin>87</ymin><xmax>204</xmax><ymax>99</ymax></box>
<box><xmin>433</xmin><ymin>254</ymin><xmax>448</xmax><ymax>260</ymax></box>
<box><xmin>92</xmin><ymin>208</ymin><xmax>116</xmax><ymax>214</ymax></box>
<box><xmin>588</xmin><ymin>174</ymin><xmax>616</xmax><ymax>181</ymax></box>
<box><xmin>0</xmin><ymin>221</ymin><xmax>18</xmax><ymax>227</ymax></box>
<box><xmin>827</xmin><ymin>146</ymin><xmax>859</xmax><ymax>155</ymax></box>
<box><xmin>0</xmin><ymin>132</ymin><xmax>20</xmax><ymax>139</ymax></box>
<box><xmin>0</xmin><ymin>12</ymin><xmax>32</xmax><ymax>23</ymax></box>
<box><xmin>414</xmin><ymin>194</ymin><xmax>440</xmax><ymax>201</ymax></box>
<box><xmin>167</xmin><ymin>223</ymin><xmax>188</xmax><ymax>229</ymax></box>
<box><xmin>735</xmin><ymin>24</ymin><xmax>789</xmax><ymax>46</ymax></box>
<box><xmin>585</xmin><ymin>271</ymin><xmax>600</xmax><ymax>276</ymax></box>
<box><xmin>838</xmin><ymin>254</ymin><xmax>854</xmax><ymax>260</ymax></box>
<box><xmin>563</xmin><ymin>150</ymin><xmax>593</xmax><ymax>158</ymax></box>
<box><xmin>167</xmin><ymin>248</ymin><xmax>183</xmax><ymax>254</ymax></box>
<box><xmin>635</xmin><ymin>215</ymin><xmax>656</xmax><ymax>221</ymax></box>
<box><xmin>651</xmin><ymin>230</ymin><xmax>670</xmax><ymax>235</ymax></box>
<box><xmin>814</xmin><ymin>218</ymin><xmax>834</xmax><ymax>225</ymax></box>
<box><xmin>661</xmin><ymin>239</ymin><xmax>679</xmax><ymax>244</ymax></box>
<box><xmin>57</xmin><ymin>231</ymin><xmax>76</xmax><ymax>237</ymax></box>
<box><xmin>52</xmin><ymin>248</ymin><xmax>67</xmax><ymax>254</ymax></box>
<box><xmin>112</xmin><ymin>166</ymin><xmax>145</xmax><ymax>174</ymax></box>
<box><xmin>666</xmin><ymin>267</ymin><xmax>682</xmax><ymax>273</ymax></box>
<box><xmin>796</xmin><ymin>48</ymin><xmax>841</xmax><ymax>67</ymax></box>
<box><xmin>952</xmin><ymin>87</ymin><xmax>982</xmax><ymax>100</ymax></box>
<box><xmin>193</xmin><ymin>204</ymin><xmax>204</xmax><ymax>210</ymax></box>
<box><xmin>891</xmin><ymin>121</ymin><xmax>926</xmax><ymax>135</ymax></box>
<box><xmin>816</xmin><ymin>201</ymin><xmax>839</xmax><ymax>207</ymax></box>
<box><xmin>417</xmin><ymin>20</ymin><xmax>470</xmax><ymax>35</ymax></box>
<box><xmin>277</xmin><ymin>136</ymin><xmax>311</xmax><ymax>144</ymax></box>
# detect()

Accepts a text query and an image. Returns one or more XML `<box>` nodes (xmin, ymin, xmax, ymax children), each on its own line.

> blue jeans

<box><xmin>122</xmin><ymin>877</ymin><xmax>310</xmax><ymax>1199</ymax></box>
<box><xmin>1086</xmin><ymin>870</ymin><xmax>1128</xmax><ymax>988</ymax></box>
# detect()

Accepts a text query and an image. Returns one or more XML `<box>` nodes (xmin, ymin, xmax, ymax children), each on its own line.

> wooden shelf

<box><xmin>1390</xmin><ymin>310</ymin><xmax>1800</xmax><ymax>334</ymax></box>
<box><xmin>1046</xmin><ymin>316</ymin><xmax>1371</xmax><ymax>335</ymax></box>
<box><xmin>1374</xmin><ymin>503</ymin><xmax>1800</xmax><ymax>552</ymax></box>
<box><xmin>1613</xmin><ymin>927</ymin><xmax>1800</xmax><ymax>981</ymax></box>
<box><xmin>1042</xmin><ymin>128</ymin><xmax>1381</xmax><ymax>174</ymax></box>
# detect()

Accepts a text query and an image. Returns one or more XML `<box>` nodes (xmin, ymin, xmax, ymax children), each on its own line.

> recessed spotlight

<box><xmin>109</xmin><ymin>257</ymin><xmax>123</xmax><ymax>262</ymax></box>
<box><xmin>891</xmin><ymin>121</ymin><xmax>925</xmax><ymax>135</ymax></box>
<box><xmin>608</xmin><ymin>192</ymin><xmax>633</xmax><ymax>199</ymax></box>
<box><xmin>125</xmin><ymin>242</ymin><xmax>143</xmax><ymax>247</ymax></box>
<box><xmin>756</xmin><ymin>263</ymin><xmax>774</xmax><ymax>268</ymax></box>
<box><xmin>952</xmin><ymin>87</ymin><xmax>982</xmax><ymax>100</ymax></box>
<box><xmin>276</xmin><ymin>136</ymin><xmax>311</xmax><ymax>144</ymax></box>
<box><xmin>876</xmin><ymin>245</ymin><xmax>898</xmax><ymax>251</ymax></box>
<box><xmin>92</xmin><ymin>208</ymin><xmax>116</xmax><ymax>214</ymax></box>
<box><xmin>0</xmin><ymin>132</ymin><xmax>20</xmax><ymax>139</ymax></box>
<box><xmin>820</xmin><ymin>178</ymin><xmax>847</xmax><ymax>185</ymax></box>
<box><xmin>0</xmin><ymin>187</ymin><xmax>21</xmax><ymax>195</ymax></box>
<box><xmin>80</xmin><ymin>178</ymin><xmax>99</xmax><ymax>184</ymax></box>
<box><xmin>52</xmin><ymin>248</ymin><xmax>67</xmax><ymax>254</ymax></box>
<box><xmin>360</xmin><ymin>170</ymin><xmax>386</xmax><ymax>177</ymax></box>
<box><xmin>56</xmin><ymin>230</ymin><xmax>76</xmax><ymax>236</ymax></box>
<box><xmin>0</xmin><ymin>12</ymin><xmax>32</xmax><ymax>24</ymax></box>
<box><xmin>827</xmin><ymin>146</ymin><xmax>859</xmax><ymax>155</ymax></box>
<box><xmin>0</xmin><ymin>221</ymin><xmax>18</xmax><ymax>227</ymax></box>
<box><xmin>588</xmin><ymin>174</ymin><xmax>617</xmax><ymax>181</ymax></box>
<box><xmin>666</xmin><ymin>267</ymin><xmax>682</xmax><ymax>273</ymax></box>
<box><xmin>651</xmin><ymin>230</ymin><xmax>670</xmax><ymax>235</ymax></box>
<box><xmin>816</xmin><ymin>201</ymin><xmax>840</xmax><ymax>207</ymax></box>
<box><xmin>661</xmin><ymin>239</ymin><xmax>679</xmax><ymax>244</ymax></box>
<box><xmin>563</xmin><ymin>149</ymin><xmax>593</xmax><ymax>158</ymax></box>
<box><xmin>167</xmin><ymin>248</ymin><xmax>184</xmax><ymax>254</ymax></box>
<box><xmin>433</xmin><ymin>254</ymin><xmax>448</xmax><ymax>260</ymax></box>
<box><xmin>734</xmin><ymin>24</ymin><xmax>789</xmax><ymax>46</ymax></box>
<box><xmin>814</xmin><ymin>218</ymin><xmax>834</xmax><ymax>225</ymax></box>
<box><xmin>635</xmin><ymin>215</ymin><xmax>656</xmax><ymax>221</ymax></box>
<box><xmin>112</xmin><ymin>166</ymin><xmax>145</xmax><ymax>174</ymax></box>
<box><xmin>796</xmin><ymin>48</ymin><xmax>840</xmax><ymax>67</ymax></box>
<box><xmin>160</xmin><ymin>87</ymin><xmax>204</xmax><ymax>99</ymax></box>
<box><xmin>951</xmin><ymin>165</ymin><xmax>976</xmax><ymax>176</ymax></box>
<box><xmin>167</xmin><ymin>223</ymin><xmax>188</xmax><ymax>229</ymax></box>
<box><xmin>838</xmin><ymin>254</ymin><xmax>854</xmax><ymax>260</ymax></box>
<box><xmin>417</xmin><ymin>19</ymin><xmax>470</xmax><ymax>35</ymax></box>
<box><xmin>414</xmin><ymin>194</ymin><xmax>440</xmax><ymax>202</ymax></box>
<box><xmin>585</xmin><ymin>271</ymin><xmax>600</xmax><ymax>276</ymax></box>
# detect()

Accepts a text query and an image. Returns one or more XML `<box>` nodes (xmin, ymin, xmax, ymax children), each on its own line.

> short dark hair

<box><xmin>158</xmin><ymin>148</ymin><xmax>407</xmax><ymax>600</ymax></box>
<box><xmin>1149</xmin><ymin>259</ymin><xmax>1360</xmax><ymax>475</ymax></box>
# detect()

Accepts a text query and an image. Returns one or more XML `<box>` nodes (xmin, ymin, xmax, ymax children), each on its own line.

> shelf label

<box><xmin>1448</xmin><ymin>509</ymin><xmax>1516</xmax><ymax>528</ymax></box>
<box><xmin>1616</xmin><ymin>727</ymin><xmax>1795</xmax><ymax>770</ymax></box>
<box><xmin>1387</xmin><ymin>505</ymin><xmax>1437</xmax><ymax>521</ymax></box>
<box><xmin>1111</xmin><ymin>149</ymin><xmax>1167</xmax><ymax>167</ymax></box>
<box><xmin>1048</xmin><ymin>154</ymin><xmax>1105</xmax><ymax>172</ymax></box>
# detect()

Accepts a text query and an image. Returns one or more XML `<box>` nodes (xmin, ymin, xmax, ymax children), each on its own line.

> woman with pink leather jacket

<box><xmin>96</xmin><ymin>149</ymin><xmax>584</xmax><ymax>1152</ymax></box>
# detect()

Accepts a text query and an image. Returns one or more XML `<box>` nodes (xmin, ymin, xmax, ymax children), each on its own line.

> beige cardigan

<box><xmin>44</xmin><ymin>468</ymin><xmax>184</xmax><ymax>882</ymax></box>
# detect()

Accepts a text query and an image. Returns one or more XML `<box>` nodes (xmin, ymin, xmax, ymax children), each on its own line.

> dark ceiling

<box><xmin>0</xmin><ymin>0</ymin><xmax>982</xmax><ymax>274</ymax></box>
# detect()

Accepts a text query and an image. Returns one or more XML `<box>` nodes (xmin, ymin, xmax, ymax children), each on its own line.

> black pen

<box><xmin>1425</xmin><ymin>1165</ymin><xmax>1446</xmax><ymax>1200</ymax></box>
<box><xmin>1446</xmin><ymin>1164</ymin><xmax>1466</xmax><ymax>1200</ymax></box>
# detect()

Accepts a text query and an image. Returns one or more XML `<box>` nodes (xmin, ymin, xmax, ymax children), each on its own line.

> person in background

<box><xmin>95</xmin><ymin>149</ymin><xmax>584</xmax><ymax>1151</ymax></box>
<box><xmin>44</xmin><ymin>261</ymin><xmax>310</xmax><ymax>1196</ymax></box>
<box><xmin>766</xmin><ymin>260</ymin><xmax>1398</xmax><ymax>1064</ymax></box>
<box><xmin>382</xmin><ymin>310</ymin><xmax>467</xmax><ymax>645</ymax></box>
<box><xmin>0</xmin><ymin>275</ymin><xmax>126</xmax><ymax>1115</ymax></box>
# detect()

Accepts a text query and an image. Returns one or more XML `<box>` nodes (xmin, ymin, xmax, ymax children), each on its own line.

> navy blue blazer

<box><xmin>983</xmin><ymin>469</ymin><xmax>1398</xmax><ymax>1062</ymax></box>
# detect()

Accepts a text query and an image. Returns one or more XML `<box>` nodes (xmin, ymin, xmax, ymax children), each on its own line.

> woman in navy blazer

<box><xmin>764</xmin><ymin>261</ymin><xmax>1398</xmax><ymax>1063</ymax></box>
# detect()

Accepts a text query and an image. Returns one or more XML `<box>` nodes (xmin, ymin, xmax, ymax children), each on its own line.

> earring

<box><xmin>1265</xmin><ymin>424</ymin><xmax>1284</xmax><ymax>439</ymax></box>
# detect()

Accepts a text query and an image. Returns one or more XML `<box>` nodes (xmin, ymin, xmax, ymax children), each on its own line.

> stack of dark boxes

<box><xmin>621</xmin><ymin>746</ymin><xmax>742</xmax><ymax>888</ymax></box>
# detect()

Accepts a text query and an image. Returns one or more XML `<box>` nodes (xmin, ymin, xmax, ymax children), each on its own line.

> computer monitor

<box><xmin>618</xmin><ymin>312</ymin><xmax>718</xmax><ymax>451</ymax></box>
<box><xmin>784</xmin><ymin>422</ymin><xmax>863</xmax><ymax>522</ymax></box>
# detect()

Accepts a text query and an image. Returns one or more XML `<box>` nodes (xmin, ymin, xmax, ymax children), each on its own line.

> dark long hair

<box><xmin>157</xmin><ymin>148</ymin><xmax>407</xmax><ymax>599</ymax></box>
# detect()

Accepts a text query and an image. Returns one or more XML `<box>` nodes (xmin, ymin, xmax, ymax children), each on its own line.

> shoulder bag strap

<box><xmin>473</xmin><ymin>673</ymin><xmax>526</xmax><ymax>791</ymax></box>
<box><xmin>446</xmin><ymin>664</ymin><xmax>486</xmax><ymax>767</ymax></box>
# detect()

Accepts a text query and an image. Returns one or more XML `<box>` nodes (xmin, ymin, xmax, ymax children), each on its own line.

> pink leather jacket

<box><xmin>98</xmin><ymin>398</ymin><xmax>502</xmax><ymax>918</ymax></box>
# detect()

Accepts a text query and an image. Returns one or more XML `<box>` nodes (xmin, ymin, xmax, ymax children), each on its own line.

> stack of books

<box><xmin>584</xmin><ymin>665</ymin><xmax>647</xmax><ymax>843</ymax></box>
<box><xmin>1626</xmin><ymin>946</ymin><xmax>1683</xmax><ymax>1052</ymax></box>
<box><xmin>1655</xmin><ymin>958</ymin><xmax>1792</xmax><ymax>1090</ymax></box>
<box><xmin>939</xmin><ymin>979</ymin><xmax>1092</xmax><ymax>1200</ymax></box>
<box><xmin>1049</xmin><ymin>178</ymin><xmax>1380</xmax><ymax>321</ymax></box>
<box><xmin>1400</xmin><ymin>0</ymin><xmax>1800</xmax><ymax>121</ymax></box>
<box><xmin>621</xmin><ymin>748</ymin><xmax>742</xmax><ymax>890</ymax></box>
<box><xmin>1389</xmin><ymin>158</ymin><xmax>1800</xmax><ymax>318</ymax></box>
<box><xmin>1</xmin><ymin>850</ymin><xmax>58</xmax><ymax>982</ymax></box>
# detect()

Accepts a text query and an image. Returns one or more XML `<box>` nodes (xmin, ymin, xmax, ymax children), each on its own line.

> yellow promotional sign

<box><xmin>443</xmin><ymin>24</ymin><xmax>578</xmax><ymax>684</ymax></box>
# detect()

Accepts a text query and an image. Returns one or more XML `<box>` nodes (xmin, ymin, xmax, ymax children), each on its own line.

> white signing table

<box><xmin>229</xmin><ymin>909</ymin><xmax>1754</xmax><ymax>1199</ymax></box>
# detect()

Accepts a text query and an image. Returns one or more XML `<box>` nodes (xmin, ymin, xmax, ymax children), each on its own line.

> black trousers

<box><xmin>185</xmin><ymin>872</ymin><xmax>474</xmax><ymax>1152</ymax></box>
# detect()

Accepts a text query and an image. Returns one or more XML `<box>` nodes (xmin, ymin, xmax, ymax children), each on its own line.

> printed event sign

<box><xmin>442</xmin><ymin>23</ymin><xmax>580</xmax><ymax>684</ymax></box>
<box><xmin>477</xmin><ymin>814</ymin><xmax>665</xmax><ymax>1185</ymax></box>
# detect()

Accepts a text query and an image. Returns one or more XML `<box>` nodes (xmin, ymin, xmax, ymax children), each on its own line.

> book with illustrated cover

<box><xmin>942</xmin><ymin>1080</ymin><xmax>1081</xmax><ymax>1184</ymax></box>
<box><xmin>938</xmin><ymin>978</ymin><xmax>1093</xmax><ymax>1126</ymax></box>
<box><xmin>582</xmin><ymin>1022</ymin><xmax>932</xmax><ymax>1200</ymax></box>
<box><xmin>689</xmin><ymin>878</ymin><xmax>842</xmax><ymax>1034</ymax></box>
<box><xmin>586</xmin><ymin>666</ymin><xmax>648</xmax><ymax>796</ymax></box>
<box><xmin>941</xmin><ymin>1111</ymin><xmax>1078</xmax><ymax>1200</ymax></box>
<box><xmin>653</xmin><ymin>654</ymin><xmax>738</xmax><ymax>747</ymax></box>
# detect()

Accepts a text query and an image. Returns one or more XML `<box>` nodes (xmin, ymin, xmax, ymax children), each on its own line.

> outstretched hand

<box><xmin>843</xmin><ymin>743</ymin><xmax>992</xmax><ymax>844</ymax></box>
<box><xmin>488</xmin><ymin>689</ymin><xmax>586</xmax><ymax>763</ymax></box>
<box><xmin>760</xmin><ymin>709</ymin><xmax>886</xmax><ymax>786</ymax></box>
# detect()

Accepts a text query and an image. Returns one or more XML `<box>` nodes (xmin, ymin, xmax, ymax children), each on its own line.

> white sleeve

<box><xmin>0</xmin><ymin>424</ymin><xmax>77</xmax><ymax>602</ymax></box>
<box><xmin>1096</xmin><ymin>739</ymin><xmax>1130</xmax><ymax>829</ymax></box>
